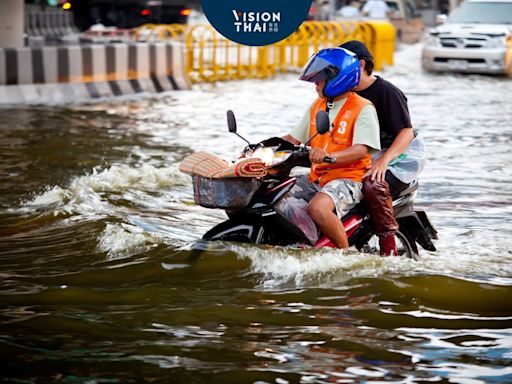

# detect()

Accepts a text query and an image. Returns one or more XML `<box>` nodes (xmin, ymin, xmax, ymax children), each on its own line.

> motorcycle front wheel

<box><xmin>360</xmin><ymin>229</ymin><xmax>418</xmax><ymax>260</ymax></box>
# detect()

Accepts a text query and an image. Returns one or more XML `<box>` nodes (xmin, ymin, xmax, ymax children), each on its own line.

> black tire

<box><xmin>360</xmin><ymin>229</ymin><xmax>419</xmax><ymax>260</ymax></box>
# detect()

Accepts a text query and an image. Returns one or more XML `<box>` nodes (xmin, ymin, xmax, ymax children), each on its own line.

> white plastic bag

<box><xmin>276</xmin><ymin>196</ymin><xmax>318</xmax><ymax>244</ymax></box>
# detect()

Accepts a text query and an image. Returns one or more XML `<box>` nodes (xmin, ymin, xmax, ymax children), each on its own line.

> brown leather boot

<box><xmin>379</xmin><ymin>234</ymin><xmax>398</xmax><ymax>256</ymax></box>
<box><xmin>363</xmin><ymin>177</ymin><xmax>399</xmax><ymax>257</ymax></box>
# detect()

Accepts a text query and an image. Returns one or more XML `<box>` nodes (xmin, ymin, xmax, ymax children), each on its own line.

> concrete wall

<box><xmin>0</xmin><ymin>42</ymin><xmax>191</xmax><ymax>105</ymax></box>
<box><xmin>0</xmin><ymin>0</ymin><xmax>24</xmax><ymax>48</ymax></box>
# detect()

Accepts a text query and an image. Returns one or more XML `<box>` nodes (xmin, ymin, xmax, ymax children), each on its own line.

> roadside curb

<box><xmin>0</xmin><ymin>42</ymin><xmax>191</xmax><ymax>105</ymax></box>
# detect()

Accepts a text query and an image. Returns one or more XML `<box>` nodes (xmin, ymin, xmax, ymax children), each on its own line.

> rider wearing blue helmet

<box><xmin>298</xmin><ymin>47</ymin><xmax>361</xmax><ymax>99</ymax></box>
<box><xmin>281</xmin><ymin>47</ymin><xmax>381</xmax><ymax>249</ymax></box>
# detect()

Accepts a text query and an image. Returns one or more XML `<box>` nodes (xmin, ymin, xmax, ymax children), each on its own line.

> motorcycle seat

<box><xmin>342</xmin><ymin>180</ymin><xmax>419</xmax><ymax>220</ymax></box>
<box><xmin>397</xmin><ymin>180</ymin><xmax>418</xmax><ymax>198</ymax></box>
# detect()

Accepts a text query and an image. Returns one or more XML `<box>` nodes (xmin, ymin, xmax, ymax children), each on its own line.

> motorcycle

<box><xmin>195</xmin><ymin>110</ymin><xmax>437</xmax><ymax>259</ymax></box>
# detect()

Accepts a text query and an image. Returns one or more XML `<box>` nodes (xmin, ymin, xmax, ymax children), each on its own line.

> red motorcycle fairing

<box><xmin>313</xmin><ymin>213</ymin><xmax>364</xmax><ymax>248</ymax></box>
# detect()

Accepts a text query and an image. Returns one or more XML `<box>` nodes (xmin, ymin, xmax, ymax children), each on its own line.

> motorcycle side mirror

<box><xmin>303</xmin><ymin>110</ymin><xmax>331</xmax><ymax>147</ymax></box>
<box><xmin>315</xmin><ymin>110</ymin><xmax>330</xmax><ymax>135</ymax></box>
<box><xmin>227</xmin><ymin>110</ymin><xmax>237</xmax><ymax>133</ymax></box>
<box><xmin>226</xmin><ymin>109</ymin><xmax>251</xmax><ymax>146</ymax></box>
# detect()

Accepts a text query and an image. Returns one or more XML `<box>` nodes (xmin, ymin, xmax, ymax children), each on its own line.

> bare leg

<box><xmin>308</xmin><ymin>192</ymin><xmax>348</xmax><ymax>249</ymax></box>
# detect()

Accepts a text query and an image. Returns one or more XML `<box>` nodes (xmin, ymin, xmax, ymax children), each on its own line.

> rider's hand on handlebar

<box><xmin>309</xmin><ymin>148</ymin><xmax>330</xmax><ymax>164</ymax></box>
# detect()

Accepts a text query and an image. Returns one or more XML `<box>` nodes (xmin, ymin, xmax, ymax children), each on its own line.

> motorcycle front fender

<box><xmin>203</xmin><ymin>217</ymin><xmax>264</xmax><ymax>244</ymax></box>
<box><xmin>397</xmin><ymin>211</ymin><xmax>437</xmax><ymax>251</ymax></box>
<box><xmin>203</xmin><ymin>210</ymin><xmax>309</xmax><ymax>246</ymax></box>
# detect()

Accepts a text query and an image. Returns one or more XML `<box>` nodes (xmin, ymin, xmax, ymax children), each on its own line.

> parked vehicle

<box><xmin>193</xmin><ymin>111</ymin><xmax>437</xmax><ymax>260</ymax></box>
<box><xmin>422</xmin><ymin>0</ymin><xmax>512</xmax><ymax>74</ymax></box>
<box><xmin>72</xmin><ymin>0</ymin><xmax>200</xmax><ymax>31</ymax></box>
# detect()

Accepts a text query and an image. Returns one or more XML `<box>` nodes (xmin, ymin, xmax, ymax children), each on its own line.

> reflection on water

<box><xmin>1</xmin><ymin>44</ymin><xmax>512</xmax><ymax>383</ymax></box>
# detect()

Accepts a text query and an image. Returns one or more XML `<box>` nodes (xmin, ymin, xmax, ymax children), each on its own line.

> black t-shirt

<box><xmin>355</xmin><ymin>76</ymin><xmax>412</xmax><ymax>149</ymax></box>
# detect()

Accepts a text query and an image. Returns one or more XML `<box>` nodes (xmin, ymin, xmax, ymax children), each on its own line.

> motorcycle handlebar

<box><xmin>244</xmin><ymin>138</ymin><xmax>336</xmax><ymax>165</ymax></box>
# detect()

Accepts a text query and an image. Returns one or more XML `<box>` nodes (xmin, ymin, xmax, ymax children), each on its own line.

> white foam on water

<box><xmin>24</xmin><ymin>185</ymin><xmax>72</xmax><ymax>208</ymax></box>
<box><xmin>73</xmin><ymin>163</ymin><xmax>188</xmax><ymax>192</ymax></box>
<box><xmin>18</xmin><ymin>163</ymin><xmax>189</xmax><ymax>217</ymax></box>
<box><xmin>230</xmin><ymin>244</ymin><xmax>401</xmax><ymax>288</ymax></box>
<box><xmin>15</xmin><ymin>183</ymin><xmax>110</xmax><ymax>217</ymax></box>
<box><xmin>97</xmin><ymin>223</ymin><xmax>162</xmax><ymax>260</ymax></box>
<box><xmin>229</xmin><ymin>236</ymin><xmax>512</xmax><ymax>289</ymax></box>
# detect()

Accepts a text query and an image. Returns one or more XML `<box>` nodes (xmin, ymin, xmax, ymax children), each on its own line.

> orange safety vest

<box><xmin>309</xmin><ymin>92</ymin><xmax>372</xmax><ymax>186</ymax></box>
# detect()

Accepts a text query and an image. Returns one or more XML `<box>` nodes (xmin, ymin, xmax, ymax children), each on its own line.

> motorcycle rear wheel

<box><xmin>360</xmin><ymin>230</ymin><xmax>418</xmax><ymax>260</ymax></box>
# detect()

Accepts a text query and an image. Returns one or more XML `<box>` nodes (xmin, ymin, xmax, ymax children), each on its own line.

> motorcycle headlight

<box><xmin>250</xmin><ymin>147</ymin><xmax>292</xmax><ymax>167</ymax></box>
<box><xmin>267</xmin><ymin>151</ymin><xmax>292</xmax><ymax>167</ymax></box>
<box><xmin>487</xmin><ymin>35</ymin><xmax>506</xmax><ymax>49</ymax></box>
<box><xmin>250</xmin><ymin>147</ymin><xmax>274</xmax><ymax>165</ymax></box>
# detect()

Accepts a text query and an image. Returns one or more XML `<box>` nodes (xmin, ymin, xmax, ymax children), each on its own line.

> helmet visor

<box><xmin>299</xmin><ymin>55</ymin><xmax>340</xmax><ymax>83</ymax></box>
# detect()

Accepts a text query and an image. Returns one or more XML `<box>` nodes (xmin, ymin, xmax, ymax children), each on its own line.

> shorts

<box><xmin>287</xmin><ymin>174</ymin><xmax>363</xmax><ymax>218</ymax></box>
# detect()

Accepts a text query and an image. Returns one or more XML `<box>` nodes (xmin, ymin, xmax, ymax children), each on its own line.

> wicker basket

<box><xmin>192</xmin><ymin>176</ymin><xmax>262</xmax><ymax>208</ymax></box>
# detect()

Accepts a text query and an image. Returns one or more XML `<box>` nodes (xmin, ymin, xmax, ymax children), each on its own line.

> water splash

<box><xmin>230</xmin><ymin>244</ymin><xmax>394</xmax><ymax>287</ymax></box>
<box><xmin>17</xmin><ymin>163</ymin><xmax>190</xmax><ymax>217</ymax></box>
<box><xmin>229</xmin><ymin>240</ymin><xmax>512</xmax><ymax>289</ymax></box>
<box><xmin>22</xmin><ymin>185</ymin><xmax>73</xmax><ymax>209</ymax></box>
<box><xmin>78</xmin><ymin>163</ymin><xmax>188</xmax><ymax>192</ymax></box>
<box><xmin>97</xmin><ymin>223</ymin><xmax>161</xmax><ymax>260</ymax></box>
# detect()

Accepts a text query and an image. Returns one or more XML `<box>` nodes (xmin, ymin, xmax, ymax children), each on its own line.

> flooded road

<box><xmin>1</xmin><ymin>43</ymin><xmax>512</xmax><ymax>383</ymax></box>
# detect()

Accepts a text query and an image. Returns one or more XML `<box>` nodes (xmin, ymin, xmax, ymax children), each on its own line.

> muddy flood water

<box><xmin>1</xmin><ymin>44</ymin><xmax>512</xmax><ymax>383</ymax></box>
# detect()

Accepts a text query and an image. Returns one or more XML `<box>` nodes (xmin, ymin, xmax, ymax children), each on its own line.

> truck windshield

<box><xmin>448</xmin><ymin>2</ymin><xmax>512</xmax><ymax>24</ymax></box>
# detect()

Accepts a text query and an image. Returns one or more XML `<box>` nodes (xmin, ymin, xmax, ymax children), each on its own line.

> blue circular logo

<box><xmin>200</xmin><ymin>0</ymin><xmax>313</xmax><ymax>46</ymax></box>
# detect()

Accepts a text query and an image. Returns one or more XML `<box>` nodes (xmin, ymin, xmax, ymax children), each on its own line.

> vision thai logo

<box><xmin>232</xmin><ymin>10</ymin><xmax>281</xmax><ymax>33</ymax></box>
<box><xmin>201</xmin><ymin>0</ymin><xmax>313</xmax><ymax>46</ymax></box>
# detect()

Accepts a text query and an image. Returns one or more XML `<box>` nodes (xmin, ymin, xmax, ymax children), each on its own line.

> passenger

<box><xmin>282</xmin><ymin>48</ymin><xmax>381</xmax><ymax>249</ymax></box>
<box><xmin>340</xmin><ymin>40</ymin><xmax>427</xmax><ymax>256</ymax></box>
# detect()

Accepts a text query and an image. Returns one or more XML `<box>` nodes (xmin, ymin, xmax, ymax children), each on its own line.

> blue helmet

<box><xmin>299</xmin><ymin>47</ymin><xmax>360</xmax><ymax>98</ymax></box>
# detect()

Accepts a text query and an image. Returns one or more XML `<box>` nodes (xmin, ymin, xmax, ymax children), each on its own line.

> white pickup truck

<box><xmin>421</xmin><ymin>0</ymin><xmax>512</xmax><ymax>75</ymax></box>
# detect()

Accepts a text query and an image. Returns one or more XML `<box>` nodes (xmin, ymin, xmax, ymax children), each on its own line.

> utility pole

<box><xmin>0</xmin><ymin>0</ymin><xmax>24</xmax><ymax>48</ymax></box>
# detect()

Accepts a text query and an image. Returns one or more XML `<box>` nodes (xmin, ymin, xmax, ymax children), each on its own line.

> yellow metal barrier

<box><xmin>362</xmin><ymin>21</ymin><xmax>395</xmax><ymax>69</ymax></box>
<box><xmin>134</xmin><ymin>21</ymin><xmax>395</xmax><ymax>83</ymax></box>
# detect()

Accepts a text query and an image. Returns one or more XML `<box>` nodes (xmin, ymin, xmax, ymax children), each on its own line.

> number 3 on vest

<box><xmin>337</xmin><ymin>121</ymin><xmax>347</xmax><ymax>135</ymax></box>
